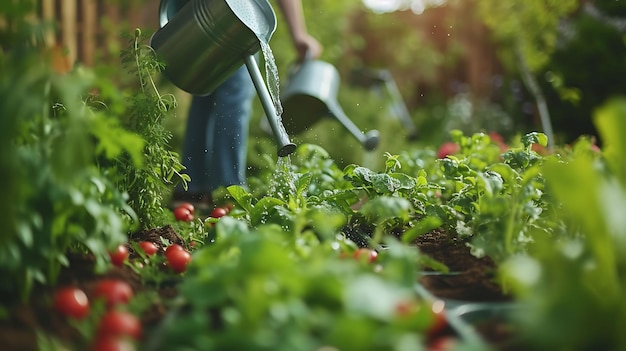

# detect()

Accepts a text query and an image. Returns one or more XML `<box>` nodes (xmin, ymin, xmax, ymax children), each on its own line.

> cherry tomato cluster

<box><xmin>340</xmin><ymin>248</ymin><xmax>379</xmax><ymax>263</ymax></box>
<box><xmin>173</xmin><ymin>202</ymin><xmax>195</xmax><ymax>222</ymax></box>
<box><xmin>172</xmin><ymin>201</ymin><xmax>231</xmax><ymax>223</ymax></box>
<box><xmin>52</xmin><ymin>279</ymin><xmax>142</xmax><ymax>350</ymax></box>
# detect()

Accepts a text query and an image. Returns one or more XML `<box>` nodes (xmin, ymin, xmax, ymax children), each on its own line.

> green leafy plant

<box><xmin>112</xmin><ymin>28</ymin><xmax>190</xmax><ymax>230</ymax></box>
<box><xmin>147</xmin><ymin>217</ymin><xmax>446</xmax><ymax>351</ymax></box>
<box><xmin>501</xmin><ymin>98</ymin><xmax>626</xmax><ymax>350</ymax></box>
<box><xmin>0</xmin><ymin>2</ymin><xmax>141</xmax><ymax>303</ymax></box>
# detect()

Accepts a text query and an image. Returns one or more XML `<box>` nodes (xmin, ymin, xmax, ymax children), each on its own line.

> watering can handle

<box><xmin>302</xmin><ymin>48</ymin><xmax>313</xmax><ymax>62</ymax></box>
<box><xmin>287</xmin><ymin>48</ymin><xmax>314</xmax><ymax>78</ymax></box>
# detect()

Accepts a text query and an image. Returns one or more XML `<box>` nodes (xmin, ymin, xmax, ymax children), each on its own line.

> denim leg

<box><xmin>178</xmin><ymin>65</ymin><xmax>255</xmax><ymax>194</ymax></box>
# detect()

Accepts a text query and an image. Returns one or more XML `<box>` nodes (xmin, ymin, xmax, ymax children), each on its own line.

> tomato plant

<box><xmin>137</xmin><ymin>241</ymin><xmax>158</xmax><ymax>256</ymax></box>
<box><xmin>166</xmin><ymin>248</ymin><xmax>192</xmax><ymax>273</ymax></box>
<box><xmin>53</xmin><ymin>286</ymin><xmax>90</xmax><ymax>319</ymax></box>
<box><xmin>97</xmin><ymin>310</ymin><xmax>142</xmax><ymax>340</ymax></box>
<box><xmin>173</xmin><ymin>206</ymin><xmax>194</xmax><ymax>222</ymax></box>
<box><xmin>109</xmin><ymin>244</ymin><xmax>129</xmax><ymax>267</ymax></box>
<box><xmin>93</xmin><ymin>279</ymin><xmax>134</xmax><ymax>309</ymax></box>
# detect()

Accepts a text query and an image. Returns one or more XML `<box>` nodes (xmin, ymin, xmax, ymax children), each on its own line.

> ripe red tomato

<box><xmin>165</xmin><ymin>244</ymin><xmax>184</xmax><ymax>257</ymax></box>
<box><xmin>353</xmin><ymin>248</ymin><xmax>378</xmax><ymax>263</ymax></box>
<box><xmin>210</xmin><ymin>207</ymin><xmax>227</xmax><ymax>218</ymax></box>
<box><xmin>437</xmin><ymin>142</ymin><xmax>460</xmax><ymax>159</ymax></box>
<box><xmin>109</xmin><ymin>244</ymin><xmax>129</xmax><ymax>267</ymax></box>
<box><xmin>166</xmin><ymin>248</ymin><xmax>192</xmax><ymax>273</ymax></box>
<box><xmin>137</xmin><ymin>241</ymin><xmax>158</xmax><ymax>256</ymax></box>
<box><xmin>427</xmin><ymin>300</ymin><xmax>449</xmax><ymax>338</ymax></box>
<box><xmin>92</xmin><ymin>336</ymin><xmax>136</xmax><ymax>351</ymax></box>
<box><xmin>93</xmin><ymin>279</ymin><xmax>134</xmax><ymax>309</ymax></box>
<box><xmin>97</xmin><ymin>310</ymin><xmax>142</xmax><ymax>340</ymax></box>
<box><xmin>173</xmin><ymin>206</ymin><xmax>194</xmax><ymax>222</ymax></box>
<box><xmin>177</xmin><ymin>202</ymin><xmax>195</xmax><ymax>215</ymax></box>
<box><xmin>53</xmin><ymin>286</ymin><xmax>90</xmax><ymax>319</ymax></box>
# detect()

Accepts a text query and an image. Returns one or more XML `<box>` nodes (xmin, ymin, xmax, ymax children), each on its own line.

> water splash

<box><xmin>268</xmin><ymin>156</ymin><xmax>298</xmax><ymax>201</ymax></box>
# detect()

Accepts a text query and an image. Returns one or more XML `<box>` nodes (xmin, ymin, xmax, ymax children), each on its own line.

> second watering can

<box><xmin>150</xmin><ymin>0</ymin><xmax>276</xmax><ymax>96</ymax></box>
<box><xmin>280</xmin><ymin>57</ymin><xmax>380</xmax><ymax>151</ymax></box>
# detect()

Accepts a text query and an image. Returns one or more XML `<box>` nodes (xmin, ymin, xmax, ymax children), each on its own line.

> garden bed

<box><xmin>0</xmin><ymin>225</ymin><xmax>514</xmax><ymax>351</ymax></box>
<box><xmin>0</xmin><ymin>226</ymin><xmax>184</xmax><ymax>351</ymax></box>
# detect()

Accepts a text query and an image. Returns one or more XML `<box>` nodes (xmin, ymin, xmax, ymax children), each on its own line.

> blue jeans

<box><xmin>178</xmin><ymin>65</ymin><xmax>255</xmax><ymax>194</ymax></box>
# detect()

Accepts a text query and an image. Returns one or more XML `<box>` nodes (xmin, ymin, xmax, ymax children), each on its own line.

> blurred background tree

<box><xmin>33</xmin><ymin>0</ymin><xmax>626</xmax><ymax>180</ymax></box>
<box><xmin>539</xmin><ymin>0</ymin><xmax>626</xmax><ymax>146</ymax></box>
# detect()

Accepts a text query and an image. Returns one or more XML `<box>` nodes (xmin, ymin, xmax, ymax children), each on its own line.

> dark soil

<box><xmin>413</xmin><ymin>229</ymin><xmax>521</xmax><ymax>350</ymax></box>
<box><xmin>414</xmin><ymin>229</ymin><xmax>512</xmax><ymax>303</ymax></box>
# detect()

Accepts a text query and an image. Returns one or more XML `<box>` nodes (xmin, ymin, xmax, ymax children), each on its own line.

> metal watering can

<box><xmin>150</xmin><ymin>0</ymin><xmax>296</xmax><ymax>156</ymax></box>
<box><xmin>280</xmin><ymin>56</ymin><xmax>380</xmax><ymax>151</ymax></box>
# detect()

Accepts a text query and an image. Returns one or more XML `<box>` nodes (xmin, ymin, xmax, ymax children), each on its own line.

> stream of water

<box><xmin>255</xmin><ymin>36</ymin><xmax>294</xmax><ymax>196</ymax></box>
<box><xmin>260</xmin><ymin>40</ymin><xmax>283</xmax><ymax>117</ymax></box>
<box><xmin>229</xmin><ymin>0</ymin><xmax>296</xmax><ymax>194</ymax></box>
<box><xmin>258</xmin><ymin>41</ymin><xmax>296</xmax><ymax>198</ymax></box>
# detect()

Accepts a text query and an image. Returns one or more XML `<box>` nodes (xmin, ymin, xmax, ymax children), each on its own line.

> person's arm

<box><xmin>276</xmin><ymin>0</ymin><xmax>322</xmax><ymax>60</ymax></box>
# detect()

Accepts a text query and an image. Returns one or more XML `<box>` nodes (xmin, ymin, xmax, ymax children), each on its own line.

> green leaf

<box><xmin>388</xmin><ymin>173</ymin><xmax>417</xmax><ymax>191</ymax></box>
<box><xmin>249</xmin><ymin>197</ymin><xmax>285</xmax><ymax>226</ymax></box>
<box><xmin>521</xmin><ymin>132</ymin><xmax>548</xmax><ymax>148</ymax></box>
<box><xmin>227</xmin><ymin>185</ymin><xmax>254</xmax><ymax>213</ymax></box>
<box><xmin>478</xmin><ymin>170</ymin><xmax>504</xmax><ymax>196</ymax></box>
<box><xmin>360</xmin><ymin>196</ymin><xmax>412</xmax><ymax>223</ymax></box>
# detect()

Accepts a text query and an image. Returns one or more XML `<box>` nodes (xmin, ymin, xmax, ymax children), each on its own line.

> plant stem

<box><xmin>515</xmin><ymin>43</ymin><xmax>555</xmax><ymax>148</ymax></box>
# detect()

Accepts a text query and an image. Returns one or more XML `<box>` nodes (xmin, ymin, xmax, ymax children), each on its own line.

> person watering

<box><xmin>172</xmin><ymin>0</ymin><xmax>322</xmax><ymax>207</ymax></box>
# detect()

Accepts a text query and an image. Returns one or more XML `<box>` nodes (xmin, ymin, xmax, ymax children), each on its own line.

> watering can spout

<box><xmin>244</xmin><ymin>55</ymin><xmax>296</xmax><ymax>157</ymax></box>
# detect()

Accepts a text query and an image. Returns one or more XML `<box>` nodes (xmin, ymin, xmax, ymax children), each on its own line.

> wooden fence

<box><xmin>38</xmin><ymin>0</ymin><xmax>159</xmax><ymax>69</ymax></box>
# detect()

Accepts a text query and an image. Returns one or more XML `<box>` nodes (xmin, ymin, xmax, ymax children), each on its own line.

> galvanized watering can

<box><xmin>280</xmin><ymin>56</ymin><xmax>380</xmax><ymax>151</ymax></box>
<box><xmin>151</xmin><ymin>0</ymin><xmax>296</xmax><ymax>156</ymax></box>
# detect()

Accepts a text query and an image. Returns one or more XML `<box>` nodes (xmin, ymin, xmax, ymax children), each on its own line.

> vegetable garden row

<box><xmin>2</xmin><ymin>6</ymin><xmax>626</xmax><ymax>351</ymax></box>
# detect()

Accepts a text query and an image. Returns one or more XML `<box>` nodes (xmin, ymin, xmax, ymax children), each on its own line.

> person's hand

<box><xmin>293</xmin><ymin>34</ymin><xmax>322</xmax><ymax>62</ymax></box>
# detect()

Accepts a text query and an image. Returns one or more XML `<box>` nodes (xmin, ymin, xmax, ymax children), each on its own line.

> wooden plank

<box><xmin>103</xmin><ymin>3</ymin><xmax>121</xmax><ymax>65</ymax></box>
<box><xmin>41</xmin><ymin>0</ymin><xmax>56</xmax><ymax>46</ymax></box>
<box><xmin>81</xmin><ymin>0</ymin><xmax>97</xmax><ymax>66</ymax></box>
<box><xmin>61</xmin><ymin>0</ymin><xmax>77</xmax><ymax>66</ymax></box>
